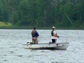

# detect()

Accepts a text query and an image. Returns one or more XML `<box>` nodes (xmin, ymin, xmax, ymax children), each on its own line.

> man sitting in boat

<box><xmin>51</xmin><ymin>26</ymin><xmax>59</xmax><ymax>43</ymax></box>
<box><xmin>31</xmin><ymin>27</ymin><xmax>39</xmax><ymax>44</ymax></box>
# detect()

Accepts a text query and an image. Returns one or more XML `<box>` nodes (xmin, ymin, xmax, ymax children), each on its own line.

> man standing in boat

<box><xmin>51</xmin><ymin>26</ymin><xmax>59</xmax><ymax>43</ymax></box>
<box><xmin>31</xmin><ymin>27</ymin><xmax>39</xmax><ymax>44</ymax></box>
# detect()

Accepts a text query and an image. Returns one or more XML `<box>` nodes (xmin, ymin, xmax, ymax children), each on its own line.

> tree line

<box><xmin>0</xmin><ymin>0</ymin><xmax>84</xmax><ymax>28</ymax></box>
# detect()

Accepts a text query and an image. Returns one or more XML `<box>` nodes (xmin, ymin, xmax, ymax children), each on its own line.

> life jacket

<box><xmin>32</xmin><ymin>31</ymin><xmax>35</xmax><ymax>37</ymax></box>
<box><xmin>51</xmin><ymin>30</ymin><xmax>54</xmax><ymax>36</ymax></box>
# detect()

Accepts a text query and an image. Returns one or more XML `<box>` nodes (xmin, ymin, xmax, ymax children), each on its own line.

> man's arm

<box><xmin>36</xmin><ymin>31</ymin><xmax>39</xmax><ymax>37</ymax></box>
<box><xmin>54</xmin><ymin>31</ymin><xmax>59</xmax><ymax>38</ymax></box>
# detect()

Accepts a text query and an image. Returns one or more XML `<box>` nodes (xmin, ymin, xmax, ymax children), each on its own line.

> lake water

<box><xmin>0</xmin><ymin>29</ymin><xmax>84</xmax><ymax>63</ymax></box>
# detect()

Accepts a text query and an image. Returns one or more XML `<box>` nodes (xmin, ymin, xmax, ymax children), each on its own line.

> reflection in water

<box><xmin>0</xmin><ymin>29</ymin><xmax>84</xmax><ymax>63</ymax></box>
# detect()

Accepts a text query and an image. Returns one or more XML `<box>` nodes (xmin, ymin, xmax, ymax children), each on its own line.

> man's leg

<box><xmin>31</xmin><ymin>39</ymin><xmax>35</xmax><ymax>44</ymax></box>
<box><xmin>52</xmin><ymin>39</ymin><xmax>56</xmax><ymax>43</ymax></box>
<box><xmin>34</xmin><ymin>39</ymin><xmax>38</xmax><ymax>44</ymax></box>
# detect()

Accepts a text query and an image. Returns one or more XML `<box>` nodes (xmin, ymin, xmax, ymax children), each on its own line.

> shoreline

<box><xmin>0</xmin><ymin>26</ymin><xmax>84</xmax><ymax>30</ymax></box>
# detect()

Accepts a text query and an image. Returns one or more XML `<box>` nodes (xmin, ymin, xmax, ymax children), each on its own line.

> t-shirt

<box><xmin>32</xmin><ymin>31</ymin><xmax>39</xmax><ymax>38</ymax></box>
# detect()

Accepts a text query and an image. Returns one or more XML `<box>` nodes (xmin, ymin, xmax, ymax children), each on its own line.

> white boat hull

<box><xmin>25</xmin><ymin>42</ymin><xmax>69</xmax><ymax>50</ymax></box>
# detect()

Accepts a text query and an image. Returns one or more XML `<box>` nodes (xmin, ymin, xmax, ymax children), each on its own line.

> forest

<box><xmin>0</xmin><ymin>0</ymin><xmax>84</xmax><ymax>29</ymax></box>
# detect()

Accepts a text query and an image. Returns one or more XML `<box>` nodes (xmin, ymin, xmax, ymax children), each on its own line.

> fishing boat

<box><xmin>24</xmin><ymin>42</ymin><xmax>69</xmax><ymax>50</ymax></box>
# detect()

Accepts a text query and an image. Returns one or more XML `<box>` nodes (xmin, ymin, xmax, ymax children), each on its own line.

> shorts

<box><xmin>52</xmin><ymin>39</ymin><xmax>57</xmax><ymax>43</ymax></box>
